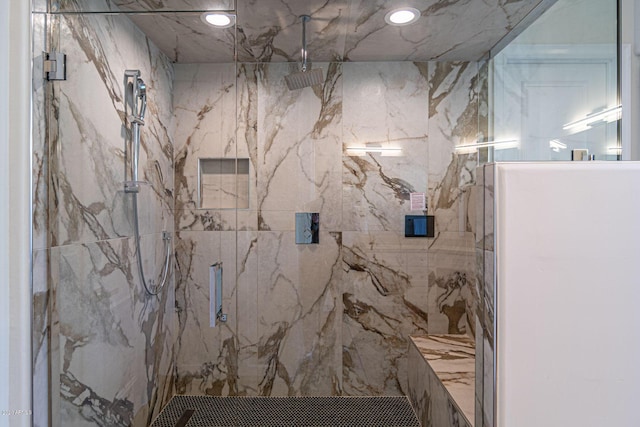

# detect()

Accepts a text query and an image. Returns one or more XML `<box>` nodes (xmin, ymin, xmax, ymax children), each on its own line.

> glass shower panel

<box><xmin>33</xmin><ymin>0</ymin><xmax>48</xmax><ymax>12</ymax></box>
<box><xmin>489</xmin><ymin>0</ymin><xmax>618</xmax><ymax>161</ymax></box>
<box><xmin>125</xmin><ymin>13</ymin><xmax>236</xmax><ymax>63</ymax></box>
<box><xmin>172</xmin><ymin>61</ymin><xmax>240</xmax><ymax>399</ymax></box>
<box><xmin>36</xmin><ymin>9</ymin><xmax>188</xmax><ymax>426</ymax></box>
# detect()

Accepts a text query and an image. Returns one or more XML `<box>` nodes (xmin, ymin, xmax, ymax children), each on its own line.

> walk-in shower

<box><xmin>29</xmin><ymin>0</ymin><xmax>621</xmax><ymax>425</ymax></box>
<box><xmin>124</xmin><ymin>70</ymin><xmax>171</xmax><ymax>296</ymax></box>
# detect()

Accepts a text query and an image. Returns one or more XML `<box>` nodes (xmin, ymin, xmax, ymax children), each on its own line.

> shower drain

<box><xmin>151</xmin><ymin>395</ymin><xmax>420</xmax><ymax>427</ymax></box>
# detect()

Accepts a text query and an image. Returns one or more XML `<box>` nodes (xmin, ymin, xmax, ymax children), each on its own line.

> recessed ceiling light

<box><xmin>384</xmin><ymin>7</ymin><xmax>421</xmax><ymax>26</ymax></box>
<box><xmin>201</xmin><ymin>12</ymin><xmax>235</xmax><ymax>28</ymax></box>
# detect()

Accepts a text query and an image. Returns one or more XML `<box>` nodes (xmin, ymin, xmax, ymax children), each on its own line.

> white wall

<box><xmin>495</xmin><ymin>162</ymin><xmax>640</xmax><ymax>427</ymax></box>
<box><xmin>0</xmin><ymin>3</ymin><xmax>8</xmax><ymax>420</ymax></box>
<box><xmin>0</xmin><ymin>1</ymin><xmax>32</xmax><ymax>426</ymax></box>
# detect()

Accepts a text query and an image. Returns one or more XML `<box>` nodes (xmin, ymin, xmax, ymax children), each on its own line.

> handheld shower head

<box><xmin>285</xmin><ymin>15</ymin><xmax>324</xmax><ymax>90</ymax></box>
<box><xmin>124</xmin><ymin>70</ymin><xmax>148</xmax><ymax>125</ymax></box>
<box><xmin>136</xmin><ymin>77</ymin><xmax>147</xmax><ymax>121</ymax></box>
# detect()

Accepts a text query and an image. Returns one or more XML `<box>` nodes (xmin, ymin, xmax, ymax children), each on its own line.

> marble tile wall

<box><xmin>474</xmin><ymin>62</ymin><xmax>491</xmax><ymax>427</ymax></box>
<box><xmin>475</xmin><ymin>164</ymin><xmax>496</xmax><ymax>427</ymax></box>
<box><xmin>172</xmin><ymin>60</ymin><xmax>481</xmax><ymax>398</ymax></box>
<box><xmin>426</xmin><ymin>62</ymin><xmax>481</xmax><ymax>338</ymax></box>
<box><xmin>173</xmin><ymin>62</ymin><xmax>344</xmax><ymax>396</ymax></box>
<box><xmin>408</xmin><ymin>335</ymin><xmax>474</xmax><ymax>427</ymax></box>
<box><xmin>33</xmin><ymin>8</ymin><xmax>176</xmax><ymax>427</ymax></box>
<box><xmin>408</xmin><ymin>340</ymin><xmax>431</xmax><ymax>426</ymax></box>
<box><xmin>341</xmin><ymin>62</ymin><xmax>430</xmax><ymax>396</ymax></box>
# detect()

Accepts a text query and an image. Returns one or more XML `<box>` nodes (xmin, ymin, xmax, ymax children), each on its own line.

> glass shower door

<box><xmin>34</xmin><ymin>5</ymin><xmax>179</xmax><ymax>426</ymax></box>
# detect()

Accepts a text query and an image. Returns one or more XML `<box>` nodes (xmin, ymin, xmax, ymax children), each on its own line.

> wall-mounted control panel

<box><xmin>404</xmin><ymin>215</ymin><xmax>434</xmax><ymax>238</ymax></box>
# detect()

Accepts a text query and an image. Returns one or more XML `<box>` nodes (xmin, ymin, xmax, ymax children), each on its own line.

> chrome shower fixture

<box><xmin>285</xmin><ymin>15</ymin><xmax>324</xmax><ymax>90</ymax></box>
<box><xmin>123</xmin><ymin>70</ymin><xmax>171</xmax><ymax>297</ymax></box>
<box><xmin>125</xmin><ymin>69</ymin><xmax>147</xmax><ymax>194</ymax></box>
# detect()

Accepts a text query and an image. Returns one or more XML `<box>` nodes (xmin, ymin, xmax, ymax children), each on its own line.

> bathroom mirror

<box><xmin>487</xmin><ymin>0</ymin><xmax>619</xmax><ymax>162</ymax></box>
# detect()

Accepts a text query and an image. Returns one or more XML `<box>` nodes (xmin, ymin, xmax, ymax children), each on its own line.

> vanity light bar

<box><xmin>562</xmin><ymin>105</ymin><xmax>621</xmax><ymax>131</ymax></box>
<box><xmin>347</xmin><ymin>146</ymin><xmax>402</xmax><ymax>153</ymax></box>
<box><xmin>454</xmin><ymin>139</ymin><xmax>519</xmax><ymax>151</ymax></box>
<box><xmin>549</xmin><ymin>139</ymin><xmax>567</xmax><ymax>152</ymax></box>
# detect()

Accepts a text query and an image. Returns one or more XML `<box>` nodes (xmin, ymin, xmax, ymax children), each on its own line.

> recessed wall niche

<box><xmin>198</xmin><ymin>158</ymin><xmax>250</xmax><ymax>209</ymax></box>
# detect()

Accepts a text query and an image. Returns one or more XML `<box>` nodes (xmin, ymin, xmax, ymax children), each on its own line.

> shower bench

<box><xmin>408</xmin><ymin>335</ymin><xmax>475</xmax><ymax>427</ymax></box>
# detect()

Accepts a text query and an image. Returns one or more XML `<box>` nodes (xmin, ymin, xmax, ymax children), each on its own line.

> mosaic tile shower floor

<box><xmin>151</xmin><ymin>396</ymin><xmax>420</xmax><ymax>427</ymax></box>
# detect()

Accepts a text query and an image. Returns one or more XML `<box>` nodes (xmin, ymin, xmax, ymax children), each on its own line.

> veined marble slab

<box><xmin>62</xmin><ymin>0</ymin><xmax>547</xmax><ymax>63</ymax></box>
<box><xmin>410</xmin><ymin>335</ymin><xmax>475</xmax><ymax>424</ymax></box>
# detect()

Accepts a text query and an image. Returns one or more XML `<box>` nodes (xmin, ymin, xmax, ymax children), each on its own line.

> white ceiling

<box><xmin>86</xmin><ymin>0</ymin><xmax>549</xmax><ymax>63</ymax></box>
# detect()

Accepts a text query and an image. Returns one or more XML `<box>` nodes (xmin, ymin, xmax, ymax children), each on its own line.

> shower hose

<box><xmin>132</xmin><ymin>191</ymin><xmax>171</xmax><ymax>296</ymax></box>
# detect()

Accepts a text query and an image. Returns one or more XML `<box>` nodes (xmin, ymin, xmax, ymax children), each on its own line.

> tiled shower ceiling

<box><xmin>101</xmin><ymin>0</ymin><xmax>547</xmax><ymax>62</ymax></box>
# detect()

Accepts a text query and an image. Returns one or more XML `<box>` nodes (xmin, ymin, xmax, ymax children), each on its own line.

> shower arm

<box><xmin>301</xmin><ymin>15</ymin><xmax>310</xmax><ymax>72</ymax></box>
<box><xmin>284</xmin><ymin>15</ymin><xmax>324</xmax><ymax>90</ymax></box>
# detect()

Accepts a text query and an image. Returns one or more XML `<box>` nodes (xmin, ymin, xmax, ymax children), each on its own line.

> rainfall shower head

<box><xmin>285</xmin><ymin>68</ymin><xmax>324</xmax><ymax>91</ymax></box>
<box><xmin>285</xmin><ymin>15</ymin><xmax>324</xmax><ymax>90</ymax></box>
